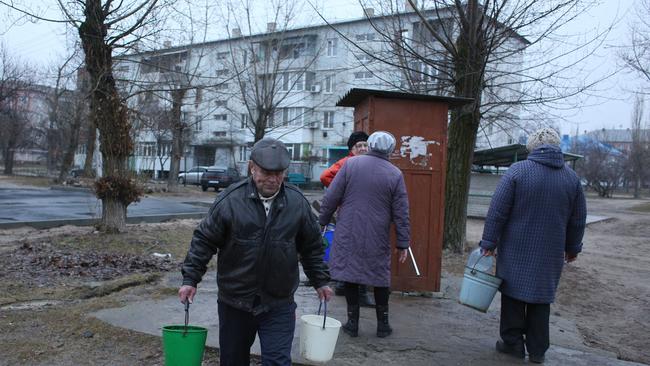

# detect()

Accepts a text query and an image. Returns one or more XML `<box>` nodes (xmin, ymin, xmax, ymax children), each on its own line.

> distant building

<box><xmin>585</xmin><ymin>128</ymin><xmax>650</xmax><ymax>154</ymax></box>
<box><xmin>75</xmin><ymin>7</ymin><xmax>528</xmax><ymax>180</ymax></box>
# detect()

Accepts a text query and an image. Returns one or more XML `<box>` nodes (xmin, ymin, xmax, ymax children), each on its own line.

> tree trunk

<box><xmin>57</xmin><ymin>107</ymin><xmax>83</xmax><ymax>183</ymax></box>
<box><xmin>443</xmin><ymin>2</ymin><xmax>486</xmax><ymax>253</ymax></box>
<box><xmin>83</xmin><ymin>123</ymin><xmax>96</xmax><ymax>177</ymax></box>
<box><xmin>2</xmin><ymin>147</ymin><xmax>14</xmax><ymax>174</ymax></box>
<box><xmin>166</xmin><ymin>88</ymin><xmax>187</xmax><ymax>192</ymax></box>
<box><xmin>444</xmin><ymin>110</ymin><xmax>479</xmax><ymax>253</ymax></box>
<box><xmin>79</xmin><ymin>0</ymin><xmax>139</xmax><ymax>233</ymax></box>
<box><xmin>99</xmin><ymin>196</ymin><xmax>127</xmax><ymax>233</ymax></box>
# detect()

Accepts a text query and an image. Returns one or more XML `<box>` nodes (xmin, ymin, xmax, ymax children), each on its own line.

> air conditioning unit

<box><xmin>310</xmin><ymin>84</ymin><xmax>321</xmax><ymax>93</ymax></box>
<box><xmin>306</xmin><ymin>121</ymin><xmax>319</xmax><ymax>129</ymax></box>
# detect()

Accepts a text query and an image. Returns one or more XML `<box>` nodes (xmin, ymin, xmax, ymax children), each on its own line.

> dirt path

<box><xmin>466</xmin><ymin>195</ymin><xmax>650</xmax><ymax>364</ymax></box>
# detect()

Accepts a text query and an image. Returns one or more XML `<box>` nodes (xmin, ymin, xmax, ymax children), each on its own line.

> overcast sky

<box><xmin>0</xmin><ymin>0</ymin><xmax>645</xmax><ymax>136</ymax></box>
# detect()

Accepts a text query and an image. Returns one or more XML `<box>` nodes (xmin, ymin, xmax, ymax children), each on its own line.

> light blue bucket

<box><xmin>459</xmin><ymin>260</ymin><xmax>502</xmax><ymax>313</ymax></box>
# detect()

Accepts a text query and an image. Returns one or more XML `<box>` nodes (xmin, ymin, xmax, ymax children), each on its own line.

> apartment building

<box><xmin>105</xmin><ymin>7</ymin><xmax>526</xmax><ymax>181</ymax></box>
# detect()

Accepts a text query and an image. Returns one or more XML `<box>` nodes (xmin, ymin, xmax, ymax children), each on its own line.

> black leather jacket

<box><xmin>181</xmin><ymin>178</ymin><xmax>330</xmax><ymax>313</ymax></box>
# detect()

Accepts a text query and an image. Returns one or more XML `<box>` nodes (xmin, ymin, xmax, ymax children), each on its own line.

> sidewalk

<box><xmin>92</xmin><ymin>270</ymin><xmax>645</xmax><ymax>366</ymax></box>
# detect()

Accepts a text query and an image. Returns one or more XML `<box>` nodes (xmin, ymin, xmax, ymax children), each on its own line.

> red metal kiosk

<box><xmin>337</xmin><ymin>88</ymin><xmax>472</xmax><ymax>292</ymax></box>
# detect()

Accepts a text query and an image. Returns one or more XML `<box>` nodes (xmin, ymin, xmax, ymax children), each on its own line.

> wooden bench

<box><xmin>287</xmin><ymin>173</ymin><xmax>307</xmax><ymax>187</ymax></box>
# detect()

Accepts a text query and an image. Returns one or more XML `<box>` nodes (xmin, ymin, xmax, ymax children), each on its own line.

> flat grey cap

<box><xmin>250</xmin><ymin>138</ymin><xmax>290</xmax><ymax>171</ymax></box>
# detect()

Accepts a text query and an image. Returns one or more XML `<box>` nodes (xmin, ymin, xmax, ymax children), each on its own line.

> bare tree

<box><xmin>0</xmin><ymin>44</ymin><xmax>33</xmax><ymax>174</ymax></box>
<box><xmin>321</xmin><ymin>0</ymin><xmax>608</xmax><ymax>252</ymax></box>
<box><xmin>573</xmin><ymin>132</ymin><xmax>626</xmax><ymax>198</ymax></box>
<box><xmin>628</xmin><ymin>94</ymin><xmax>650</xmax><ymax>198</ymax></box>
<box><xmin>117</xmin><ymin>1</ymin><xmax>234</xmax><ymax>191</ymax></box>
<box><xmin>52</xmin><ymin>0</ymin><xmax>166</xmax><ymax>232</ymax></box>
<box><xmin>223</xmin><ymin>0</ymin><xmax>326</xmax><ymax>143</ymax></box>
<box><xmin>623</xmin><ymin>0</ymin><xmax>650</xmax><ymax>86</ymax></box>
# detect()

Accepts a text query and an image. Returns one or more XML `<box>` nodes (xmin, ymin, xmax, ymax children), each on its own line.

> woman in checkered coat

<box><xmin>479</xmin><ymin>127</ymin><xmax>587</xmax><ymax>364</ymax></box>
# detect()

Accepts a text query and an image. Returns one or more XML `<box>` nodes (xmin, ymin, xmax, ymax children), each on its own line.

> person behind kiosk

<box><xmin>320</xmin><ymin>131</ymin><xmax>375</xmax><ymax>307</ymax></box>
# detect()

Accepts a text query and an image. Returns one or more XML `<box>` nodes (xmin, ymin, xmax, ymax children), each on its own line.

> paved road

<box><xmin>0</xmin><ymin>187</ymin><xmax>209</xmax><ymax>228</ymax></box>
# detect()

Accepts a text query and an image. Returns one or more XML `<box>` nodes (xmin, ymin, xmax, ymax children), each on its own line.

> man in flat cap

<box><xmin>179</xmin><ymin>138</ymin><xmax>333</xmax><ymax>366</ymax></box>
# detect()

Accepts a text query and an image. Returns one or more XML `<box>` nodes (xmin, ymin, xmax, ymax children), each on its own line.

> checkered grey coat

<box><xmin>479</xmin><ymin>145</ymin><xmax>586</xmax><ymax>304</ymax></box>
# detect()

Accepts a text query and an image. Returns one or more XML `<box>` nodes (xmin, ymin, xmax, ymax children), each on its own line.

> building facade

<box><xmin>82</xmin><ymin>8</ymin><xmax>527</xmax><ymax>181</ymax></box>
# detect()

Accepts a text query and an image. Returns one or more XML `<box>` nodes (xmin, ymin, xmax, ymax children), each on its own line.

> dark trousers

<box><xmin>344</xmin><ymin>282</ymin><xmax>389</xmax><ymax>306</ymax></box>
<box><xmin>500</xmin><ymin>293</ymin><xmax>550</xmax><ymax>357</ymax></box>
<box><xmin>218</xmin><ymin>300</ymin><xmax>297</xmax><ymax>366</ymax></box>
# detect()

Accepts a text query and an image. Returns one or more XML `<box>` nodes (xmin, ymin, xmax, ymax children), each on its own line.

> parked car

<box><xmin>178</xmin><ymin>166</ymin><xmax>209</xmax><ymax>185</ymax></box>
<box><xmin>69</xmin><ymin>168</ymin><xmax>85</xmax><ymax>178</ymax></box>
<box><xmin>200</xmin><ymin>166</ymin><xmax>242</xmax><ymax>191</ymax></box>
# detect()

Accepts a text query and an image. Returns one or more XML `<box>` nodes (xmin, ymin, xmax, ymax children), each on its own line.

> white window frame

<box><xmin>240</xmin><ymin>113</ymin><xmax>249</xmax><ymax>129</ymax></box>
<box><xmin>324</xmin><ymin>75</ymin><xmax>333</xmax><ymax>93</ymax></box>
<box><xmin>326</xmin><ymin>38</ymin><xmax>337</xmax><ymax>57</ymax></box>
<box><xmin>293</xmin><ymin>74</ymin><xmax>305</xmax><ymax>91</ymax></box>
<box><xmin>238</xmin><ymin>146</ymin><xmax>250</xmax><ymax>161</ymax></box>
<box><xmin>214</xmin><ymin>114</ymin><xmax>228</xmax><ymax>121</ymax></box>
<box><xmin>216</xmin><ymin>51</ymin><xmax>230</xmax><ymax>60</ymax></box>
<box><xmin>354</xmin><ymin>71</ymin><xmax>373</xmax><ymax>79</ymax></box>
<box><xmin>323</xmin><ymin>111</ymin><xmax>334</xmax><ymax>129</ymax></box>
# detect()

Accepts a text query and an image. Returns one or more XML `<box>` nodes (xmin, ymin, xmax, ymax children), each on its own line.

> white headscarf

<box><xmin>526</xmin><ymin>127</ymin><xmax>560</xmax><ymax>152</ymax></box>
<box><xmin>368</xmin><ymin>131</ymin><xmax>396</xmax><ymax>154</ymax></box>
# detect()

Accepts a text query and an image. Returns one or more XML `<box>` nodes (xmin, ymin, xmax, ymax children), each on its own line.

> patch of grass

<box><xmin>629</xmin><ymin>202</ymin><xmax>650</xmax><ymax>213</ymax></box>
<box><xmin>0</xmin><ymin>174</ymin><xmax>52</xmax><ymax>187</ymax></box>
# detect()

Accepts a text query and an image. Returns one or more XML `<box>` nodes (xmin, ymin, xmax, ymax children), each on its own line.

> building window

<box><xmin>354</xmin><ymin>71</ymin><xmax>373</xmax><ymax>79</ymax></box>
<box><xmin>326</xmin><ymin>38</ymin><xmax>337</xmax><ymax>56</ymax></box>
<box><xmin>214</xmin><ymin>131</ymin><xmax>227</xmax><ymax>137</ymax></box>
<box><xmin>216</xmin><ymin>51</ymin><xmax>230</xmax><ymax>60</ymax></box>
<box><xmin>140</xmin><ymin>142</ymin><xmax>156</xmax><ymax>157</ymax></box>
<box><xmin>216</xmin><ymin>69</ymin><xmax>229</xmax><ymax>77</ymax></box>
<box><xmin>238</xmin><ymin>146</ymin><xmax>250</xmax><ymax>161</ymax></box>
<box><xmin>354</xmin><ymin>33</ymin><xmax>375</xmax><ymax>42</ymax></box>
<box><xmin>323</xmin><ymin>111</ymin><xmax>334</xmax><ymax>129</ymax></box>
<box><xmin>157</xmin><ymin>142</ymin><xmax>171</xmax><ymax>156</ymax></box>
<box><xmin>294</xmin><ymin>74</ymin><xmax>304</xmax><ymax>91</ymax></box>
<box><xmin>355</xmin><ymin>53</ymin><xmax>372</xmax><ymax>63</ymax></box>
<box><xmin>215</xmin><ymin>100</ymin><xmax>227</xmax><ymax>107</ymax></box>
<box><xmin>324</xmin><ymin>75</ymin><xmax>333</xmax><ymax>93</ymax></box>
<box><xmin>240</xmin><ymin>113</ymin><xmax>249</xmax><ymax>129</ymax></box>
<box><xmin>195</xmin><ymin>87</ymin><xmax>203</xmax><ymax>103</ymax></box>
<box><xmin>193</xmin><ymin>117</ymin><xmax>202</xmax><ymax>132</ymax></box>
<box><xmin>280</xmin><ymin>72</ymin><xmax>290</xmax><ymax>92</ymax></box>
<box><xmin>214</xmin><ymin>114</ymin><xmax>228</xmax><ymax>121</ymax></box>
<box><xmin>320</xmin><ymin>149</ymin><xmax>329</xmax><ymax>166</ymax></box>
<box><xmin>216</xmin><ymin>83</ymin><xmax>229</xmax><ymax>90</ymax></box>
<box><xmin>277</xmin><ymin>107</ymin><xmax>307</xmax><ymax>127</ymax></box>
<box><xmin>286</xmin><ymin>143</ymin><xmax>303</xmax><ymax>161</ymax></box>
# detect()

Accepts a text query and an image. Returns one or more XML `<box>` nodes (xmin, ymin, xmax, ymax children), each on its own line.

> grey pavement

<box><xmin>0</xmin><ymin>186</ymin><xmax>209</xmax><ymax>229</ymax></box>
<box><xmin>93</xmin><ymin>270</ymin><xmax>645</xmax><ymax>366</ymax></box>
<box><xmin>0</xmin><ymin>185</ymin><xmax>609</xmax><ymax>230</ymax></box>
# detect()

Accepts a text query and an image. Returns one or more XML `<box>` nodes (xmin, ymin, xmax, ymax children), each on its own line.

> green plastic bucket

<box><xmin>162</xmin><ymin>325</ymin><xmax>208</xmax><ymax>366</ymax></box>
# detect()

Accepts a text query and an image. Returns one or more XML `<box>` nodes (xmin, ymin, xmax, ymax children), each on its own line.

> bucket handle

<box><xmin>317</xmin><ymin>300</ymin><xmax>327</xmax><ymax>330</ymax></box>
<box><xmin>183</xmin><ymin>300</ymin><xmax>190</xmax><ymax>337</ymax></box>
<box><xmin>470</xmin><ymin>253</ymin><xmax>491</xmax><ymax>275</ymax></box>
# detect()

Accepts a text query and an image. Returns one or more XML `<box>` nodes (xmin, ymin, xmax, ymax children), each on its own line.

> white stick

<box><xmin>408</xmin><ymin>247</ymin><xmax>421</xmax><ymax>276</ymax></box>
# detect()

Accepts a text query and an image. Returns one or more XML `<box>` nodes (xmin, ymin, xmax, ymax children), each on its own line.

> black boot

<box><xmin>375</xmin><ymin>305</ymin><xmax>392</xmax><ymax>337</ymax></box>
<box><xmin>342</xmin><ymin>305</ymin><xmax>359</xmax><ymax>337</ymax></box>
<box><xmin>359</xmin><ymin>285</ymin><xmax>376</xmax><ymax>308</ymax></box>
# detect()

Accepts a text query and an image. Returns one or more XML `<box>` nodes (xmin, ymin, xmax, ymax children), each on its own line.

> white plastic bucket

<box><xmin>459</xmin><ymin>266</ymin><xmax>502</xmax><ymax>312</ymax></box>
<box><xmin>299</xmin><ymin>314</ymin><xmax>341</xmax><ymax>363</ymax></box>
